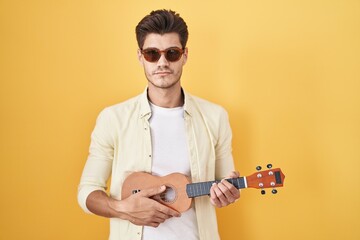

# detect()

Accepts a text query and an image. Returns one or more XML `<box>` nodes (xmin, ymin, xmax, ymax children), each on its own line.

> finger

<box><xmin>210</xmin><ymin>184</ymin><xmax>221</xmax><ymax>207</ymax></box>
<box><xmin>152</xmin><ymin>216</ymin><xmax>167</xmax><ymax>224</ymax></box>
<box><xmin>217</xmin><ymin>181</ymin><xmax>236</xmax><ymax>204</ymax></box>
<box><xmin>130</xmin><ymin>212</ymin><xmax>167</xmax><ymax>226</ymax></box>
<box><xmin>135</xmin><ymin>187</ymin><xmax>181</xmax><ymax>218</ymax></box>
<box><xmin>134</xmin><ymin>219</ymin><xmax>160</xmax><ymax>228</ymax></box>
<box><xmin>221</xmin><ymin>179</ymin><xmax>240</xmax><ymax>197</ymax></box>
<box><xmin>139</xmin><ymin>185</ymin><xmax>166</xmax><ymax>198</ymax></box>
<box><xmin>210</xmin><ymin>183</ymin><xmax>225</xmax><ymax>207</ymax></box>
<box><xmin>139</xmin><ymin>216</ymin><xmax>166</xmax><ymax>225</ymax></box>
<box><xmin>151</xmin><ymin>210</ymin><xmax>173</xmax><ymax>221</ymax></box>
<box><xmin>153</xmin><ymin>202</ymin><xmax>181</xmax><ymax>217</ymax></box>
<box><xmin>159</xmin><ymin>207</ymin><xmax>181</xmax><ymax>218</ymax></box>
<box><xmin>149</xmin><ymin>222</ymin><xmax>160</xmax><ymax>228</ymax></box>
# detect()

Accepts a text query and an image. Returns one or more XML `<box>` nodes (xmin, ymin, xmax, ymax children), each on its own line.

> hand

<box><xmin>209</xmin><ymin>171</ymin><xmax>241</xmax><ymax>208</ymax></box>
<box><xmin>109</xmin><ymin>185</ymin><xmax>181</xmax><ymax>227</ymax></box>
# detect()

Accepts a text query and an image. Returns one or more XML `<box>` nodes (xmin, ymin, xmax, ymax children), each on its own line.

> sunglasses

<box><xmin>141</xmin><ymin>47</ymin><xmax>184</xmax><ymax>63</ymax></box>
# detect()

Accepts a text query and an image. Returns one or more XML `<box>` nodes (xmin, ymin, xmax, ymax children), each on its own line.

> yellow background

<box><xmin>0</xmin><ymin>0</ymin><xmax>359</xmax><ymax>239</ymax></box>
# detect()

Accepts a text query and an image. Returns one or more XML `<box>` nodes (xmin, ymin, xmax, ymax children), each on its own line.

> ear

<box><xmin>182</xmin><ymin>47</ymin><xmax>188</xmax><ymax>65</ymax></box>
<box><xmin>137</xmin><ymin>49</ymin><xmax>144</xmax><ymax>66</ymax></box>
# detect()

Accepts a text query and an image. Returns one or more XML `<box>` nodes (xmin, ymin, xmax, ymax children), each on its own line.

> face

<box><xmin>138</xmin><ymin>33</ymin><xmax>188</xmax><ymax>90</ymax></box>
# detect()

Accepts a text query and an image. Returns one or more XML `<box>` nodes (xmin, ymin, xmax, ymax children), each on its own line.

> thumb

<box><xmin>139</xmin><ymin>185</ymin><xmax>166</xmax><ymax>197</ymax></box>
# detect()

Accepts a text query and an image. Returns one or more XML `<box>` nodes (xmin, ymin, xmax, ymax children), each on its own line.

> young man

<box><xmin>78</xmin><ymin>9</ymin><xmax>240</xmax><ymax>240</ymax></box>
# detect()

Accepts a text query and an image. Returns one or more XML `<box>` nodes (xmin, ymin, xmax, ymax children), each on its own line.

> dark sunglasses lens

<box><xmin>143</xmin><ymin>49</ymin><xmax>161</xmax><ymax>62</ymax></box>
<box><xmin>166</xmin><ymin>49</ymin><xmax>182</xmax><ymax>62</ymax></box>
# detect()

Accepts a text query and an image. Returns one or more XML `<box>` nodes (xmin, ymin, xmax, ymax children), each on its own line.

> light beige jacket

<box><xmin>78</xmin><ymin>89</ymin><xmax>234</xmax><ymax>240</ymax></box>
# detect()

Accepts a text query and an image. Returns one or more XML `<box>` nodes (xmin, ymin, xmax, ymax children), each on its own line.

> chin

<box><xmin>149</xmin><ymin>80</ymin><xmax>179</xmax><ymax>89</ymax></box>
<box><xmin>148</xmin><ymin>77</ymin><xmax>178</xmax><ymax>88</ymax></box>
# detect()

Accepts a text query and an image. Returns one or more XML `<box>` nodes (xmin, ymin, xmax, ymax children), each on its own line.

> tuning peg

<box><xmin>267</xmin><ymin>164</ymin><xmax>273</xmax><ymax>169</ymax></box>
<box><xmin>261</xmin><ymin>189</ymin><xmax>266</xmax><ymax>195</ymax></box>
<box><xmin>272</xmin><ymin>189</ymin><xmax>278</xmax><ymax>194</ymax></box>
<box><xmin>256</xmin><ymin>166</ymin><xmax>262</xmax><ymax>171</ymax></box>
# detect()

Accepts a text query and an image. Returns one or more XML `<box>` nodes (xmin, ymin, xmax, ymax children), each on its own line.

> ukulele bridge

<box><xmin>132</xmin><ymin>189</ymin><xmax>141</xmax><ymax>194</ymax></box>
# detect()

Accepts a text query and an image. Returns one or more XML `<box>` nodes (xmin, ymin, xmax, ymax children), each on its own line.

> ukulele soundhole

<box><xmin>160</xmin><ymin>185</ymin><xmax>177</xmax><ymax>203</ymax></box>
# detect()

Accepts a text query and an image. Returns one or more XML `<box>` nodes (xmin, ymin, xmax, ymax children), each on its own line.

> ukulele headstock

<box><xmin>246</xmin><ymin>164</ymin><xmax>285</xmax><ymax>194</ymax></box>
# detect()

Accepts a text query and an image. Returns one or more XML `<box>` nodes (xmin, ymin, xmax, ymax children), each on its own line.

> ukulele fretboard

<box><xmin>186</xmin><ymin>177</ymin><xmax>246</xmax><ymax>198</ymax></box>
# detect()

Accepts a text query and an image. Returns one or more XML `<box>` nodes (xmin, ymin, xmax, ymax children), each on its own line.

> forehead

<box><xmin>142</xmin><ymin>33</ymin><xmax>182</xmax><ymax>49</ymax></box>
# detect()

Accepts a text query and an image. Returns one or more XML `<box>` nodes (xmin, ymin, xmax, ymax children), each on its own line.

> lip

<box><xmin>154</xmin><ymin>71</ymin><xmax>172</xmax><ymax>76</ymax></box>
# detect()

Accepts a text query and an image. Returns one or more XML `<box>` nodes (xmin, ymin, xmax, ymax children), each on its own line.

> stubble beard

<box><xmin>146</xmin><ymin>68</ymin><xmax>182</xmax><ymax>89</ymax></box>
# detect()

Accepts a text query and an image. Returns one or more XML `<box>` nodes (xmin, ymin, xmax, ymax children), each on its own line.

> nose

<box><xmin>156</xmin><ymin>53</ymin><xmax>170</xmax><ymax>67</ymax></box>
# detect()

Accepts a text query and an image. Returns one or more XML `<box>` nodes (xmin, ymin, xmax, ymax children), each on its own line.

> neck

<box><xmin>147</xmin><ymin>85</ymin><xmax>184</xmax><ymax>108</ymax></box>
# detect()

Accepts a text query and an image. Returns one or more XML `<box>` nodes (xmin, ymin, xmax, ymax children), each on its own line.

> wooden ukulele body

<box><xmin>121</xmin><ymin>172</ymin><xmax>193</xmax><ymax>212</ymax></box>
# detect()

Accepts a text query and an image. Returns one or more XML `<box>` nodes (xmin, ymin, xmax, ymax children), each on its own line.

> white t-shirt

<box><xmin>142</xmin><ymin>103</ymin><xmax>199</xmax><ymax>240</ymax></box>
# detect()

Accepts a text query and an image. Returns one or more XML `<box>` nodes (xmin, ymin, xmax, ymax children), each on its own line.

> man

<box><xmin>78</xmin><ymin>9</ymin><xmax>240</xmax><ymax>240</ymax></box>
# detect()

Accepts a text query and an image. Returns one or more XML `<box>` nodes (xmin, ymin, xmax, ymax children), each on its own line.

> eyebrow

<box><xmin>142</xmin><ymin>46</ymin><xmax>182</xmax><ymax>50</ymax></box>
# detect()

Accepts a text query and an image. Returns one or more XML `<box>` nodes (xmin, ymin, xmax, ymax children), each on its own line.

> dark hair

<box><xmin>135</xmin><ymin>9</ymin><xmax>188</xmax><ymax>49</ymax></box>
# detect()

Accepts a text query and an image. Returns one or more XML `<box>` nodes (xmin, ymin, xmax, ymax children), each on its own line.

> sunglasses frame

<box><xmin>140</xmin><ymin>47</ymin><xmax>185</xmax><ymax>63</ymax></box>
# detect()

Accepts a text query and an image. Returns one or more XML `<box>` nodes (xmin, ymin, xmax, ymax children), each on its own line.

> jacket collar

<box><xmin>139</xmin><ymin>88</ymin><xmax>193</xmax><ymax>119</ymax></box>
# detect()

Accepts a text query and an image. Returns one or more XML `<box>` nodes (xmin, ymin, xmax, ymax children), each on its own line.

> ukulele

<box><xmin>121</xmin><ymin>164</ymin><xmax>285</xmax><ymax>212</ymax></box>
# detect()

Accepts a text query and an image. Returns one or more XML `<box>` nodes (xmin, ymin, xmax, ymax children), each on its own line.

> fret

<box><xmin>186</xmin><ymin>177</ymin><xmax>246</xmax><ymax>198</ymax></box>
<box><xmin>207</xmin><ymin>181</ymin><xmax>212</xmax><ymax>194</ymax></box>
<box><xmin>229</xmin><ymin>178</ymin><xmax>234</xmax><ymax>186</ymax></box>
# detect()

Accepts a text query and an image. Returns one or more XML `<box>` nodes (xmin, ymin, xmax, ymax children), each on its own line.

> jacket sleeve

<box><xmin>77</xmin><ymin>108</ymin><xmax>114</xmax><ymax>213</ymax></box>
<box><xmin>215</xmin><ymin>108</ymin><xmax>235</xmax><ymax>179</ymax></box>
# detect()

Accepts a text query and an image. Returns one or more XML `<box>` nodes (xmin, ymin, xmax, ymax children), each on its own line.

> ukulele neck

<box><xmin>186</xmin><ymin>177</ymin><xmax>247</xmax><ymax>198</ymax></box>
